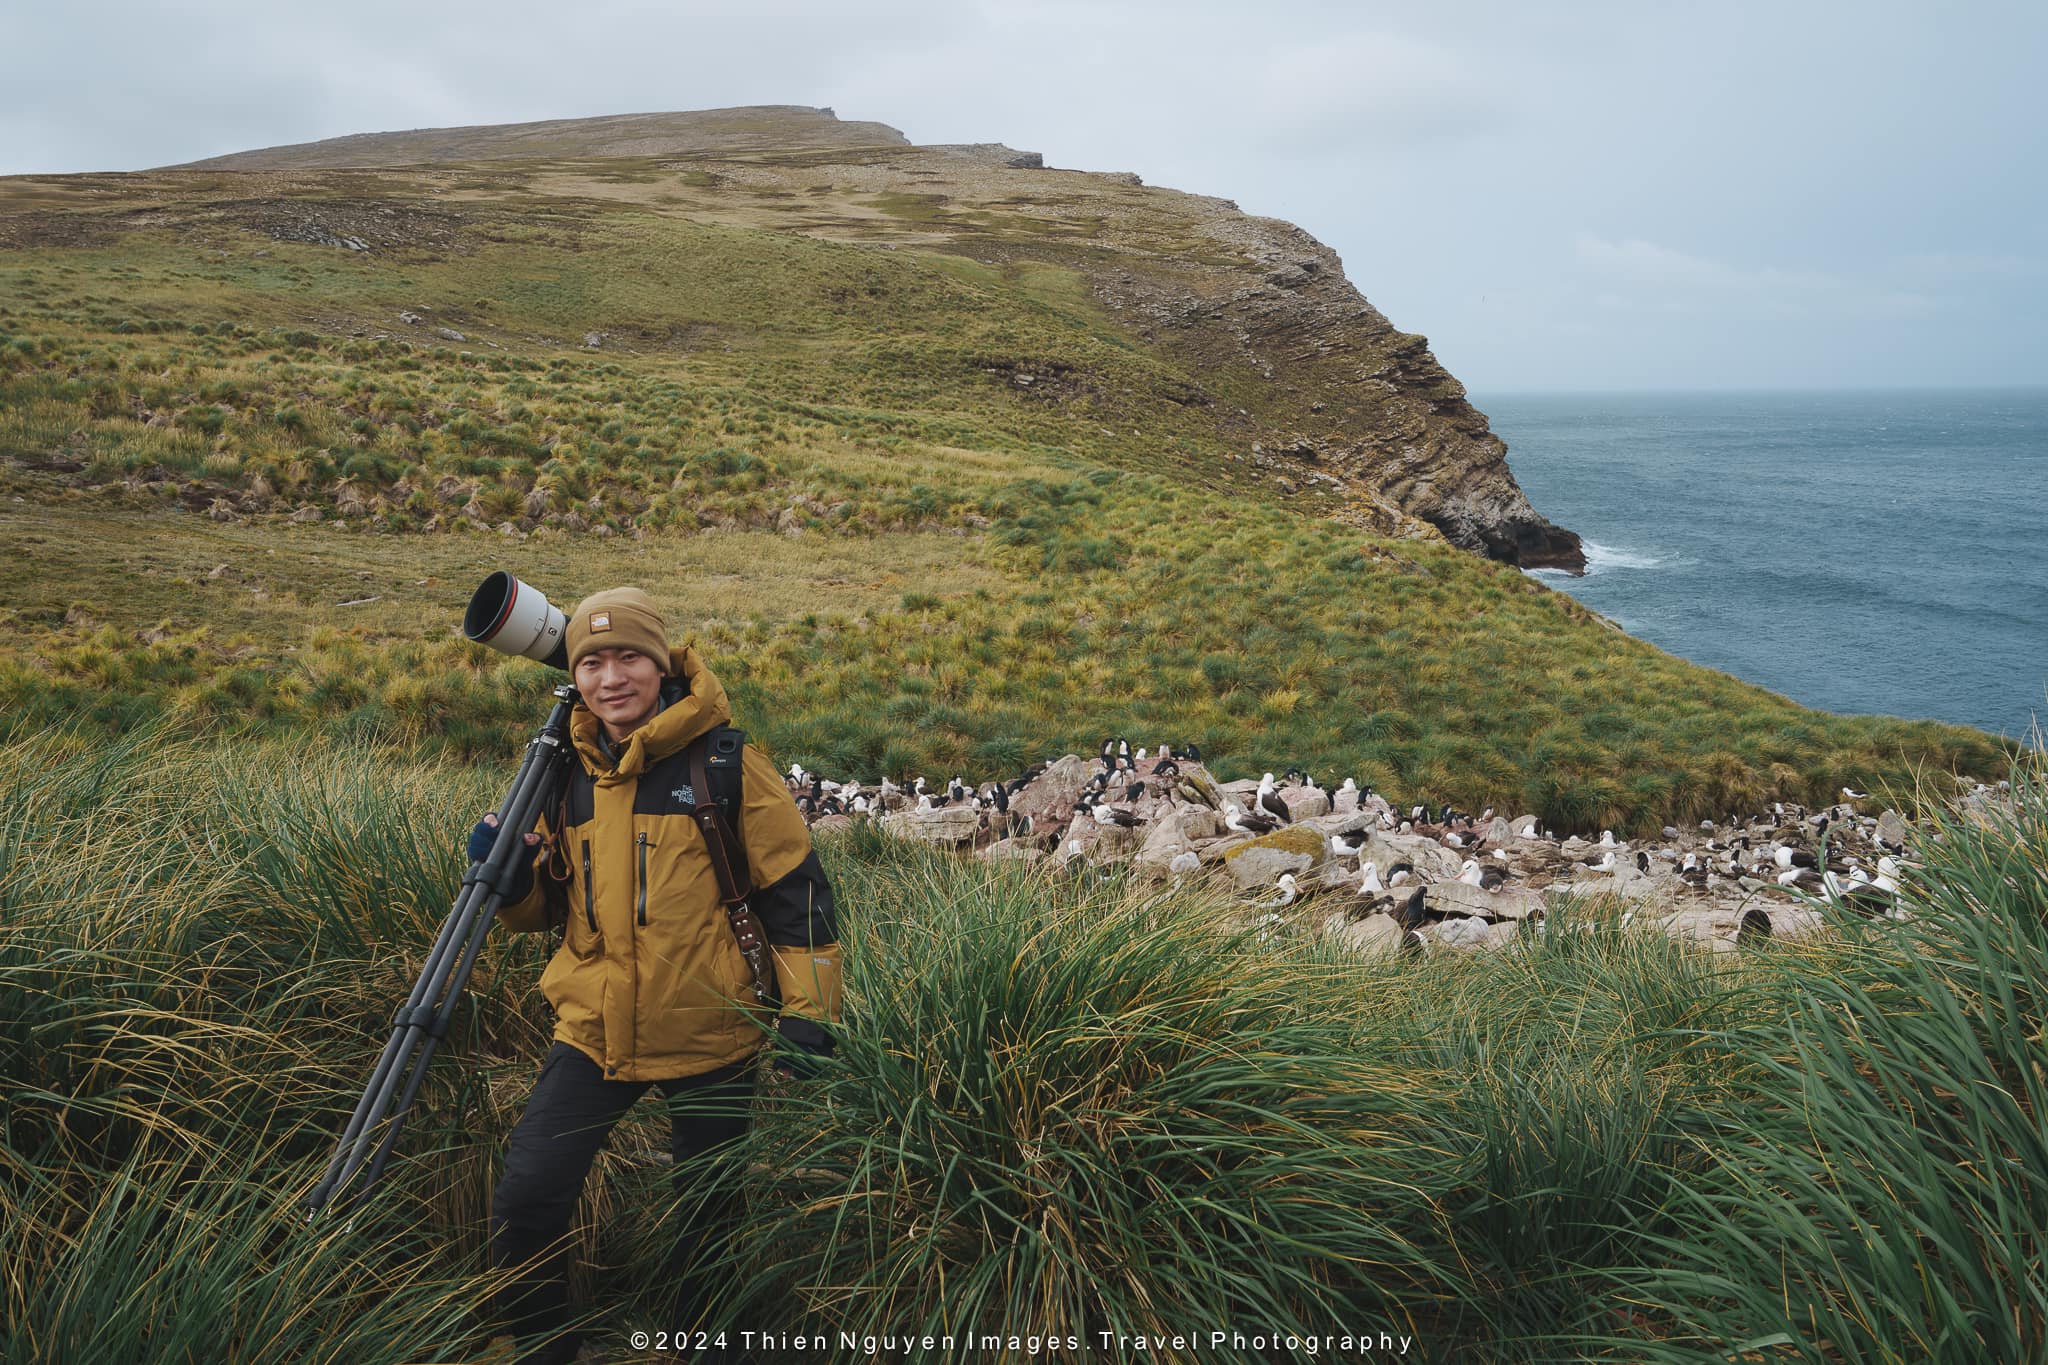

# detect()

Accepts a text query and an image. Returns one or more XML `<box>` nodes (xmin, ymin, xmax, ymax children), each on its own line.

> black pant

<box><xmin>489</xmin><ymin>1041</ymin><xmax>756</xmax><ymax>1348</ymax></box>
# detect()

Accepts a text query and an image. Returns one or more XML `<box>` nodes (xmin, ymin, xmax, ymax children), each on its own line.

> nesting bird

<box><xmin>1255</xmin><ymin>774</ymin><xmax>1292</xmax><ymax>824</ymax></box>
<box><xmin>1259</xmin><ymin>873</ymin><xmax>1300</xmax><ymax>909</ymax></box>
<box><xmin>1225</xmin><ymin>802</ymin><xmax>1282</xmax><ymax>836</ymax></box>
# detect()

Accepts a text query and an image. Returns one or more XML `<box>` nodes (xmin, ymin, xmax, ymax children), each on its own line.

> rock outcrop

<box><xmin>1091</xmin><ymin>215</ymin><xmax>1585</xmax><ymax>571</ymax></box>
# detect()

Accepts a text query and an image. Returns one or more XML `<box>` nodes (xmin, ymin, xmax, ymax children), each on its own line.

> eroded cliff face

<box><xmin>1084</xmin><ymin>209</ymin><xmax>1584</xmax><ymax>571</ymax></box>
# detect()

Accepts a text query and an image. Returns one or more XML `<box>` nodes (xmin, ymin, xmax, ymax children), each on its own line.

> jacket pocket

<box><xmin>566</xmin><ymin>838</ymin><xmax>602</xmax><ymax>961</ymax></box>
<box><xmin>635</xmin><ymin>831</ymin><xmax>651</xmax><ymax>927</ymax></box>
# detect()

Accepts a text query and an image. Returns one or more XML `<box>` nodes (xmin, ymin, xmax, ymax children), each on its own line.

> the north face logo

<box><xmin>670</xmin><ymin>784</ymin><xmax>696</xmax><ymax>806</ymax></box>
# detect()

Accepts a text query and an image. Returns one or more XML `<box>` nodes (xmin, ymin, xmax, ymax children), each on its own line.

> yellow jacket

<box><xmin>498</xmin><ymin>643</ymin><xmax>842</xmax><ymax>1082</ymax></box>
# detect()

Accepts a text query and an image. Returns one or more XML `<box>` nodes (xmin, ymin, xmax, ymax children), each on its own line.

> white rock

<box><xmin>1426</xmin><ymin>880</ymin><xmax>1545</xmax><ymax>922</ymax></box>
<box><xmin>1134</xmin><ymin>804</ymin><xmax>1222</xmax><ymax>877</ymax></box>
<box><xmin>1430</xmin><ymin>916</ymin><xmax>1493</xmax><ymax>951</ymax></box>
<box><xmin>1482</xmin><ymin>921</ymin><xmax>1523</xmax><ymax>951</ymax></box>
<box><xmin>1316</xmin><ymin>862</ymin><xmax>1361</xmax><ymax>893</ymax></box>
<box><xmin>1227</xmin><ymin>846</ymin><xmax>1314</xmax><ymax>892</ymax></box>
<box><xmin>1366</xmin><ymin>833</ymin><xmax>1463</xmax><ymax>881</ymax></box>
<box><xmin>1322</xmin><ymin>911</ymin><xmax>1404</xmax><ymax>957</ymax></box>
<box><xmin>881</xmin><ymin>805</ymin><xmax>980</xmax><ymax>847</ymax></box>
<box><xmin>1280</xmin><ymin>787</ymin><xmax>1330</xmax><ymax>820</ymax></box>
<box><xmin>1009</xmin><ymin>756</ymin><xmax>1098</xmax><ymax>832</ymax></box>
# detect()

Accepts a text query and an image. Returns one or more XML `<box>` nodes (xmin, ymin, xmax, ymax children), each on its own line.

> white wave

<box><xmin>1524</xmin><ymin>539</ymin><xmax>1668</xmax><ymax>581</ymax></box>
<box><xmin>1581</xmin><ymin>540</ymin><xmax>1666</xmax><ymax>572</ymax></box>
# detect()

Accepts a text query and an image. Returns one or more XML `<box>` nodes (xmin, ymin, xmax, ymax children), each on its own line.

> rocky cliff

<box><xmin>1085</xmin><ymin>209</ymin><xmax>1583</xmax><ymax>569</ymax></box>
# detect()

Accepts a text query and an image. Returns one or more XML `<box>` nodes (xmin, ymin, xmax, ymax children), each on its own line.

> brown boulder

<box><xmin>1008</xmin><ymin>756</ymin><xmax>1097</xmax><ymax>832</ymax></box>
<box><xmin>881</xmin><ymin>805</ymin><xmax>980</xmax><ymax>847</ymax></box>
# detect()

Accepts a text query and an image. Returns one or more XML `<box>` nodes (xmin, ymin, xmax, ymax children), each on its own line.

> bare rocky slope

<box><xmin>157</xmin><ymin>105</ymin><xmax>1583</xmax><ymax>571</ymax></box>
<box><xmin>164</xmin><ymin>104</ymin><xmax>914</xmax><ymax>170</ymax></box>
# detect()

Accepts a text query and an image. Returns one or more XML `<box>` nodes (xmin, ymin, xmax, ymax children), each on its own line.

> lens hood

<box><xmin>464</xmin><ymin>571</ymin><xmax>569</xmax><ymax>670</ymax></box>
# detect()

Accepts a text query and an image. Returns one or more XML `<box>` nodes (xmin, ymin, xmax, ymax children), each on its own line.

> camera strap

<box><xmin>537</xmin><ymin>780</ymin><xmax>574</xmax><ymax>935</ymax></box>
<box><xmin>686</xmin><ymin>731</ymin><xmax>777</xmax><ymax>1009</ymax></box>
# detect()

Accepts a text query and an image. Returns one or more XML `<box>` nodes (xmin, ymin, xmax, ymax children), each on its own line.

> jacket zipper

<box><xmin>580</xmin><ymin>839</ymin><xmax>597</xmax><ymax>934</ymax></box>
<box><xmin>636</xmin><ymin>831</ymin><xmax>650</xmax><ymax>927</ymax></box>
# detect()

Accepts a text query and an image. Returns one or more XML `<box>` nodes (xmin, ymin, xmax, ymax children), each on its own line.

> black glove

<box><xmin>773</xmin><ymin>1016</ymin><xmax>835</xmax><ymax>1080</ymax></box>
<box><xmin>468</xmin><ymin>815</ymin><xmax>536</xmax><ymax>905</ymax></box>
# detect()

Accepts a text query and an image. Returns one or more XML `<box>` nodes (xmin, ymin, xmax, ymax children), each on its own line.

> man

<box><xmin>474</xmin><ymin>586</ymin><xmax>841</xmax><ymax>1364</ymax></box>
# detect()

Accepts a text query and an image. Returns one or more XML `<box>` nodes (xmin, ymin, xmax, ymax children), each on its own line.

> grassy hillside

<box><xmin>0</xmin><ymin>114</ymin><xmax>2014</xmax><ymax>831</ymax></box>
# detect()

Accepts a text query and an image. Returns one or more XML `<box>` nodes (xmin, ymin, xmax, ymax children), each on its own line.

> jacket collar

<box><xmin>570</xmin><ymin>643</ymin><xmax>731</xmax><ymax>782</ymax></box>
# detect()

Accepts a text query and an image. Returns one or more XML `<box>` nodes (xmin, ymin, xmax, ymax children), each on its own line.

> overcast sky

<box><xmin>6</xmin><ymin>1</ymin><xmax>2044</xmax><ymax>392</ymax></box>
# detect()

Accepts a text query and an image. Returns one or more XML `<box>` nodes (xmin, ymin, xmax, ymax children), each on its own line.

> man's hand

<box><xmin>771</xmin><ymin>1016</ymin><xmax>835</xmax><ymax>1081</ymax></box>
<box><xmin>469</xmin><ymin>812</ymin><xmax>541</xmax><ymax>904</ymax></box>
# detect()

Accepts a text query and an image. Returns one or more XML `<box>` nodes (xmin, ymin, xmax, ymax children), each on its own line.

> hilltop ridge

<box><xmin>159</xmin><ymin>105</ymin><xmax>915</xmax><ymax>170</ymax></box>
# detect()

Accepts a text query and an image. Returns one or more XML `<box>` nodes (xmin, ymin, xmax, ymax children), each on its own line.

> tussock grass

<box><xmin>0</xmin><ymin>483</ymin><xmax>2008</xmax><ymax>834</ymax></box>
<box><xmin>1</xmin><ymin>153</ymin><xmax>2034</xmax><ymax>1353</ymax></box>
<box><xmin>1</xmin><ymin>732</ymin><xmax>2043</xmax><ymax>1360</ymax></box>
<box><xmin>1610</xmin><ymin>765</ymin><xmax>2048</xmax><ymax>1363</ymax></box>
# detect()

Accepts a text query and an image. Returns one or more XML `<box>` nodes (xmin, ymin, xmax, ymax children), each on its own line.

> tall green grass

<box><xmin>1613</xmin><ymin>767</ymin><xmax>2048</xmax><ymax>1362</ymax></box>
<box><xmin>0</xmin><ymin>726</ymin><xmax>543</xmax><ymax>1363</ymax></box>
<box><xmin>0</xmin><ymin>732</ymin><xmax>2040</xmax><ymax>1362</ymax></box>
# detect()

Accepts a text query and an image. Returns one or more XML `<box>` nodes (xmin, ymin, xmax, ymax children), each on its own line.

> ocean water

<box><xmin>1486</xmin><ymin>389</ymin><xmax>2048</xmax><ymax>742</ymax></box>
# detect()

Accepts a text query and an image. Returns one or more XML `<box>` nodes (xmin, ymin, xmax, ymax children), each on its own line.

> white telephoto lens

<box><xmin>465</xmin><ymin>572</ymin><xmax>565</xmax><ymax>663</ymax></box>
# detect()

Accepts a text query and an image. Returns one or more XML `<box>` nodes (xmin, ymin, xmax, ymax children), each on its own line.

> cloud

<box><xmin>819</xmin><ymin>13</ymin><xmax>1507</xmax><ymax>182</ymax></box>
<box><xmin>1574</xmin><ymin>234</ymin><xmax>1939</xmax><ymax>320</ymax></box>
<box><xmin>1891</xmin><ymin>250</ymin><xmax>2045</xmax><ymax>279</ymax></box>
<box><xmin>1237</xmin><ymin>32</ymin><xmax>1511</xmax><ymax>146</ymax></box>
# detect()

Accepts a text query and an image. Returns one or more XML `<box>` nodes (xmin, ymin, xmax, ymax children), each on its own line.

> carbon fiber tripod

<box><xmin>303</xmin><ymin>684</ymin><xmax>578</xmax><ymax>1216</ymax></box>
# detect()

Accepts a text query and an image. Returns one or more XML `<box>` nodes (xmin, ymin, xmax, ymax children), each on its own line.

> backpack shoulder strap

<box><xmin>684</xmin><ymin>725</ymin><xmax>751</xmax><ymax>901</ymax></box>
<box><xmin>704</xmin><ymin>724</ymin><xmax>746</xmax><ymax>845</ymax></box>
<box><xmin>685</xmin><ymin>725</ymin><xmax>776</xmax><ymax>1007</ymax></box>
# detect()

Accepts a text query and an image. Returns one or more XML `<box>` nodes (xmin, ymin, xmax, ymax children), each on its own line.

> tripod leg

<box><xmin>306</xmin><ymin>694</ymin><xmax>577</xmax><ymax>1215</ymax></box>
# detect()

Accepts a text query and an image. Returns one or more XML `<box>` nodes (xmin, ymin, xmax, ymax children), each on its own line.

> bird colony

<box><xmin>781</xmin><ymin>741</ymin><xmax>1977</xmax><ymax>957</ymax></box>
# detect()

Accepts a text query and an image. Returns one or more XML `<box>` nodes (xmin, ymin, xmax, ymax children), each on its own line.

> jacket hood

<box><xmin>570</xmin><ymin>643</ymin><xmax>731</xmax><ymax>783</ymax></box>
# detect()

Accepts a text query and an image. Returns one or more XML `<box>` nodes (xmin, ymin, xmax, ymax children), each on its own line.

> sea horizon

<box><xmin>1478</xmin><ymin>382</ymin><xmax>2048</xmax><ymax>399</ymax></box>
<box><xmin>1485</xmin><ymin>387</ymin><xmax>2048</xmax><ymax>745</ymax></box>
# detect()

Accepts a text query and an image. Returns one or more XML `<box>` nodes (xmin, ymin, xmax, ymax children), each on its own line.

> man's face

<box><xmin>575</xmin><ymin>646</ymin><xmax>665</xmax><ymax>740</ymax></box>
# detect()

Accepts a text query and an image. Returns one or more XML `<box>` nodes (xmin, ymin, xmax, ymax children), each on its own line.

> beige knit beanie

<box><xmin>566</xmin><ymin>587</ymin><xmax>669</xmax><ymax>673</ymax></box>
